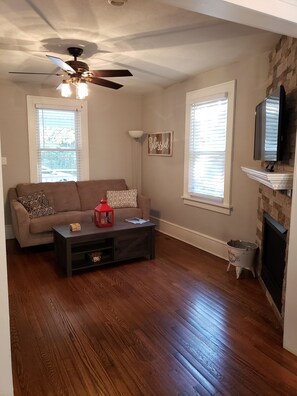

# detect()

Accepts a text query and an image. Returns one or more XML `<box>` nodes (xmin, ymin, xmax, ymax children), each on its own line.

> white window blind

<box><xmin>183</xmin><ymin>81</ymin><xmax>235</xmax><ymax>215</ymax></box>
<box><xmin>36</xmin><ymin>107</ymin><xmax>81</xmax><ymax>182</ymax></box>
<box><xmin>189</xmin><ymin>97</ymin><xmax>228</xmax><ymax>201</ymax></box>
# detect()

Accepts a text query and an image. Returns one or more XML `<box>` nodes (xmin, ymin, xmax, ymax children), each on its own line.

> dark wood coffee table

<box><xmin>53</xmin><ymin>221</ymin><xmax>155</xmax><ymax>276</ymax></box>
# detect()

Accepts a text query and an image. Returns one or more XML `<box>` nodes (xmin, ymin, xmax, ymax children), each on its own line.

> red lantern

<box><xmin>94</xmin><ymin>199</ymin><xmax>114</xmax><ymax>227</ymax></box>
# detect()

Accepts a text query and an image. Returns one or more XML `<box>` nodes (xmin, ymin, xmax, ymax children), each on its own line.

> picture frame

<box><xmin>147</xmin><ymin>131</ymin><xmax>173</xmax><ymax>156</ymax></box>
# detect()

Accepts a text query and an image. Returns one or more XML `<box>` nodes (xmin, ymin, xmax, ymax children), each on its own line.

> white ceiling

<box><xmin>0</xmin><ymin>0</ymin><xmax>281</xmax><ymax>94</ymax></box>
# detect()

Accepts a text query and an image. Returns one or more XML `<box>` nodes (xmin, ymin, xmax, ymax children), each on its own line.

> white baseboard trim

<box><xmin>151</xmin><ymin>216</ymin><xmax>228</xmax><ymax>261</ymax></box>
<box><xmin>5</xmin><ymin>225</ymin><xmax>14</xmax><ymax>240</ymax></box>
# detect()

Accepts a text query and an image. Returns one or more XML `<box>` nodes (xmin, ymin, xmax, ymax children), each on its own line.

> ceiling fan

<box><xmin>9</xmin><ymin>47</ymin><xmax>133</xmax><ymax>98</ymax></box>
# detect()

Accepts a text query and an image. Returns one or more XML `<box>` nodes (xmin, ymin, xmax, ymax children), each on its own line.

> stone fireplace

<box><xmin>252</xmin><ymin>35</ymin><xmax>297</xmax><ymax>321</ymax></box>
<box><xmin>232</xmin><ymin>33</ymin><xmax>297</xmax><ymax>356</ymax></box>
<box><xmin>239</xmin><ymin>35</ymin><xmax>297</xmax><ymax>352</ymax></box>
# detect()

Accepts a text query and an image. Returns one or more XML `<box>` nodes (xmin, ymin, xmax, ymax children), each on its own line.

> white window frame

<box><xmin>183</xmin><ymin>80</ymin><xmax>236</xmax><ymax>215</ymax></box>
<box><xmin>27</xmin><ymin>96</ymin><xmax>89</xmax><ymax>183</ymax></box>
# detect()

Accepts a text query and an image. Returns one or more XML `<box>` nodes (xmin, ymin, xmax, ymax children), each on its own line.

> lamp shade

<box><xmin>128</xmin><ymin>130</ymin><xmax>144</xmax><ymax>139</ymax></box>
<box><xmin>61</xmin><ymin>81</ymin><xmax>72</xmax><ymax>97</ymax></box>
<box><xmin>76</xmin><ymin>81</ymin><xmax>88</xmax><ymax>99</ymax></box>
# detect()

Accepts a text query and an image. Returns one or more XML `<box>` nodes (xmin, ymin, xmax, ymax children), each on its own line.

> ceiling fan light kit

<box><xmin>10</xmin><ymin>46</ymin><xmax>132</xmax><ymax>99</ymax></box>
<box><xmin>60</xmin><ymin>79</ymin><xmax>89</xmax><ymax>100</ymax></box>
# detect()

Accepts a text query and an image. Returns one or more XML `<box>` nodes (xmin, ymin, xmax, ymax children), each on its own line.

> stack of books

<box><xmin>125</xmin><ymin>217</ymin><xmax>149</xmax><ymax>225</ymax></box>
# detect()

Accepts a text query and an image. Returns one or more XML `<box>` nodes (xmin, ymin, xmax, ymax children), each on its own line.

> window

<box><xmin>27</xmin><ymin>96</ymin><xmax>89</xmax><ymax>183</ymax></box>
<box><xmin>183</xmin><ymin>81</ymin><xmax>236</xmax><ymax>215</ymax></box>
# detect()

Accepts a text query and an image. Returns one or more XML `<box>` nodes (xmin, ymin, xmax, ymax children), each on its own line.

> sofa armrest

<box><xmin>137</xmin><ymin>194</ymin><xmax>151</xmax><ymax>220</ymax></box>
<box><xmin>10</xmin><ymin>199</ymin><xmax>30</xmax><ymax>247</ymax></box>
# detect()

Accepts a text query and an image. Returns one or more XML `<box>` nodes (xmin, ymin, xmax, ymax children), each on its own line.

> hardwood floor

<box><xmin>6</xmin><ymin>232</ymin><xmax>297</xmax><ymax>395</ymax></box>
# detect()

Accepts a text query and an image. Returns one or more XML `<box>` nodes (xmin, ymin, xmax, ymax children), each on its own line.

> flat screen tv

<box><xmin>253</xmin><ymin>85</ymin><xmax>286</xmax><ymax>162</ymax></box>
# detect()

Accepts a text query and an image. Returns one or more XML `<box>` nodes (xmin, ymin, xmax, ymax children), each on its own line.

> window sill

<box><xmin>182</xmin><ymin>196</ymin><xmax>232</xmax><ymax>215</ymax></box>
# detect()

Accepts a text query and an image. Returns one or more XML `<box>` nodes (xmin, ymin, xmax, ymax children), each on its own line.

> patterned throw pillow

<box><xmin>17</xmin><ymin>191</ymin><xmax>56</xmax><ymax>219</ymax></box>
<box><xmin>106</xmin><ymin>189</ymin><xmax>137</xmax><ymax>208</ymax></box>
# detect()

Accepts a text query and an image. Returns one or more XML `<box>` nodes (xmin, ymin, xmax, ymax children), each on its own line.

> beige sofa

<box><xmin>8</xmin><ymin>179</ymin><xmax>150</xmax><ymax>248</ymax></box>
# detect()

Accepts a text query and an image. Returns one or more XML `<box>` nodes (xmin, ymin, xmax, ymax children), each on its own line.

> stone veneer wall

<box><xmin>267</xmin><ymin>35</ymin><xmax>297</xmax><ymax>167</ymax></box>
<box><xmin>256</xmin><ymin>35</ymin><xmax>297</xmax><ymax>319</ymax></box>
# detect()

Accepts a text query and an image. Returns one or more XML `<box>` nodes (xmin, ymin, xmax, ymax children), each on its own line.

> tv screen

<box><xmin>253</xmin><ymin>85</ymin><xmax>286</xmax><ymax>162</ymax></box>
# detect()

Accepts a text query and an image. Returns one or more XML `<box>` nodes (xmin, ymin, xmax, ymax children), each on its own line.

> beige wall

<box><xmin>1</xmin><ymin>51</ymin><xmax>270</xmax><ymax>243</ymax></box>
<box><xmin>0</xmin><ymin>80</ymin><xmax>143</xmax><ymax>224</ymax></box>
<box><xmin>0</xmin><ymin>137</ymin><xmax>13</xmax><ymax>395</ymax></box>
<box><xmin>142</xmin><ymin>52</ymin><xmax>269</xmax><ymax>243</ymax></box>
<box><xmin>284</xmin><ymin>138</ymin><xmax>297</xmax><ymax>355</ymax></box>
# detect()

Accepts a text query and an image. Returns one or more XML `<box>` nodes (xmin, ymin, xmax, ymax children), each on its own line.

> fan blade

<box><xmin>9</xmin><ymin>71</ymin><xmax>63</xmax><ymax>76</ymax></box>
<box><xmin>89</xmin><ymin>69</ymin><xmax>132</xmax><ymax>78</ymax></box>
<box><xmin>46</xmin><ymin>55</ymin><xmax>76</xmax><ymax>74</ymax></box>
<box><xmin>88</xmin><ymin>77</ymin><xmax>123</xmax><ymax>90</ymax></box>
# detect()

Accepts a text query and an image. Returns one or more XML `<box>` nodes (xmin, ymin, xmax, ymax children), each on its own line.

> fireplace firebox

<box><xmin>261</xmin><ymin>213</ymin><xmax>287</xmax><ymax>313</ymax></box>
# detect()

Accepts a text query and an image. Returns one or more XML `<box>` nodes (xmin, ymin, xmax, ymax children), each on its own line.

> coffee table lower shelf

<box><xmin>53</xmin><ymin>221</ymin><xmax>155</xmax><ymax>276</ymax></box>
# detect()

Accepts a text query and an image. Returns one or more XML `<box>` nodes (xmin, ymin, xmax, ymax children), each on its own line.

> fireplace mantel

<box><xmin>241</xmin><ymin>166</ymin><xmax>294</xmax><ymax>190</ymax></box>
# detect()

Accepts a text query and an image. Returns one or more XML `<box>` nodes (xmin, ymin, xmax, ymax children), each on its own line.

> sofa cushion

<box><xmin>16</xmin><ymin>181</ymin><xmax>80</xmax><ymax>213</ymax></box>
<box><xmin>107</xmin><ymin>189</ymin><xmax>137</xmax><ymax>208</ymax></box>
<box><xmin>81</xmin><ymin>210</ymin><xmax>94</xmax><ymax>223</ymax></box>
<box><xmin>76</xmin><ymin>179</ymin><xmax>128</xmax><ymax>211</ymax></box>
<box><xmin>17</xmin><ymin>191</ymin><xmax>56</xmax><ymax>219</ymax></box>
<box><xmin>29</xmin><ymin>211</ymin><xmax>93</xmax><ymax>234</ymax></box>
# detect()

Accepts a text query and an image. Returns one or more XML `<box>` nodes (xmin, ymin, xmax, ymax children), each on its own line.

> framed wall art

<box><xmin>147</xmin><ymin>131</ymin><xmax>173</xmax><ymax>156</ymax></box>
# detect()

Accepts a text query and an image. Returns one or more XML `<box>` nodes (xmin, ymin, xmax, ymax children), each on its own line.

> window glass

<box><xmin>189</xmin><ymin>98</ymin><xmax>227</xmax><ymax>200</ymax></box>
<box><xmin>183</xmin><ymin>81</ymin><xmax>236</xmax><ymax>215</ymax></box>
<box><xmin>36</xmin><ymin>108</ymin><xmax>80</xmax><ymax>182</ymax></box>
<box><xmin>27</xmin><ymin>96</ymin><xmax>89</xmax><ymax>183</ymax></box>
